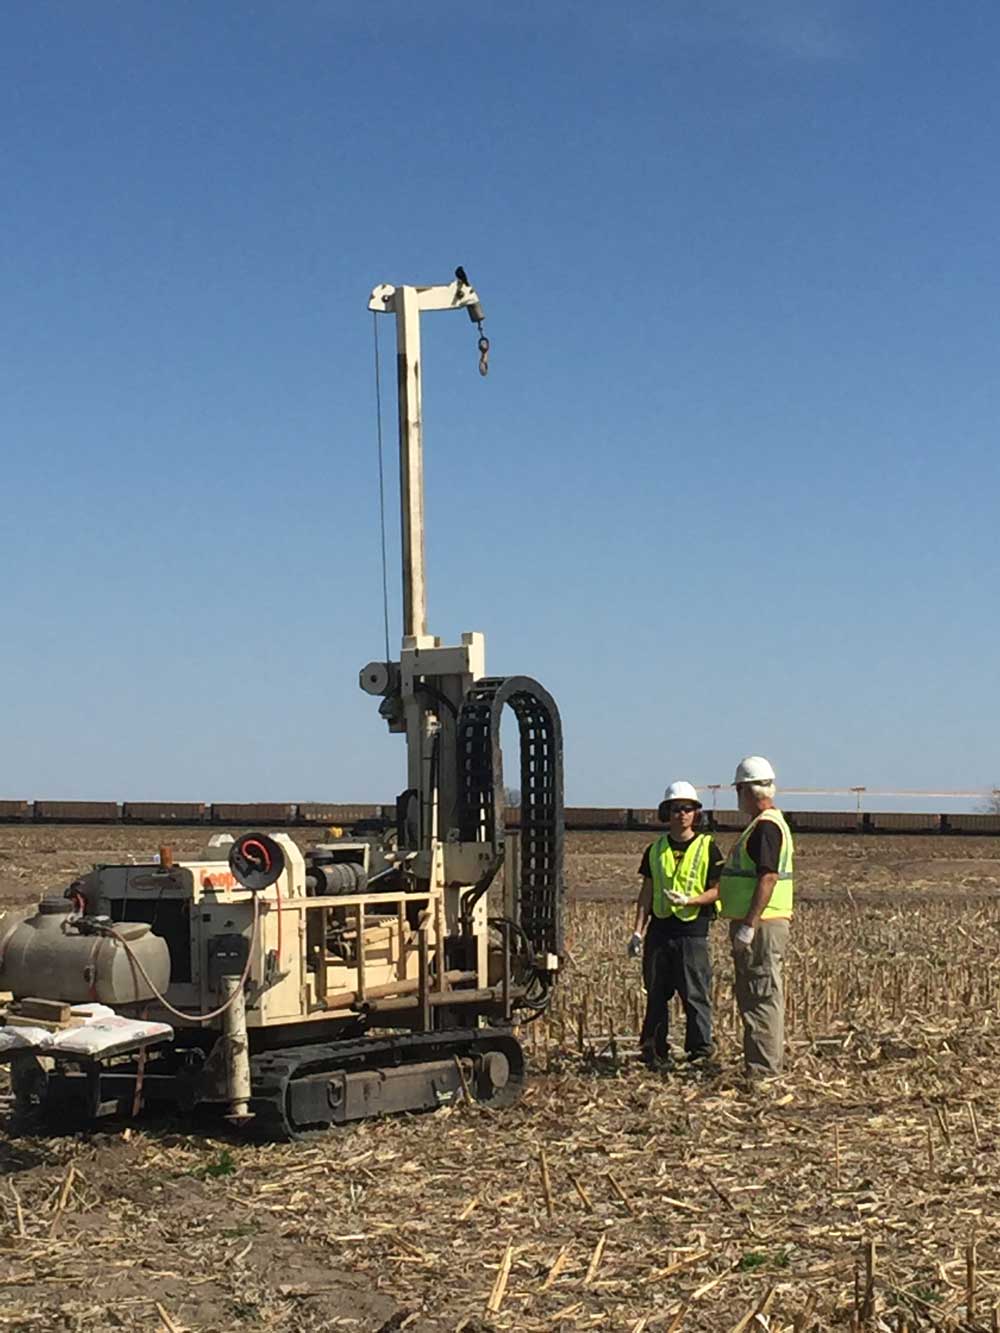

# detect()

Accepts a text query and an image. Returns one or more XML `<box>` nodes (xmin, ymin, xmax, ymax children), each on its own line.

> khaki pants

<box><xmin>730</xmin><ymin>920</ymin><xmax>790</xmax><ymax>1076</ymax></box>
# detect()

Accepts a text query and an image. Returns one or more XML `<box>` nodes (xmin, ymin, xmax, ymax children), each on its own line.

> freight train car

<box><xmin>122</xmin><ymin>802</ymin><xmax>208</xmax><ymax>824</ymax></box>
<box><xmin>296</xmin><ymin>802</ymin><xmax>382</xmax><ymax>826</ymax></box>
<box><xmin>628</xmin><ymin>807</ymin><xmax>664</xmax><ymax>829</ymax></box>
<box><xmin>564</xmin><ymin>806</ymin><xmax>630</xmax><ymax>830</ymax></box>
<box><xmin>209</xmin><ymin>803</ymin><xmax>297</xmax><ymax>825</ymax></box>
<box><xmin>708</xmin><ymin>808</ymin><xmax>745</xmax><ymax>832</ymax></box>
<box><xmin>787</xmin><ymin>811</ymin><xmax>861</xmax><ymax>834</ymax></box>
<box><xmin>942</xmin><ymin>813</ymin><xmax>1000</xmax><ymax>835</ymax></box>
<box><xmin>0</xmin><ymin>800</ymin><xmax>31</xmax><ymax>823</ymax></box>
<box><xmin>865</xmin><ymin>811</ymin><xmax>942</xmax><ymax>834</ymax></box>
<box><xmin>33</xmin><ymin>801</ymin><xmax>121</xmax><ymax>823</ymax></box>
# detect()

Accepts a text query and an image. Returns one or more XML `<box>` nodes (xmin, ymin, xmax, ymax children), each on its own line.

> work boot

<box><xmin>742</xmin><ymin>1068</ymin><xmax>784</xmax><ymax>1097</ymax></box>
<box><xmin>686</xmin><ymin>1050</ymin><xmax>721</xmax><ymax>1078</ymax></box>
<box><xmin>640</xmin><ymin>1045</ymin><xmax>674</xmax><ymax>1074</ymax></box>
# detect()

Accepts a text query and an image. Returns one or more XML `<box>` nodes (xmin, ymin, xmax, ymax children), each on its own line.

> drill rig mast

<box><xmin>0</xmin><ymin>273</ymin><xmax>564</xmax><ymax>1139</ymax></box>
<box><xmin>361</xmin><ymin>274</ymin><xmax>563</xmax><ymax>980</ymax></box>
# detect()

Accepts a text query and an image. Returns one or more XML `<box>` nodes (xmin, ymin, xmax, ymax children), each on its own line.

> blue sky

<box><xmin>1</xmin><ymin>2</ymin><xmax>998</xmax><ymax>807</ymax></box>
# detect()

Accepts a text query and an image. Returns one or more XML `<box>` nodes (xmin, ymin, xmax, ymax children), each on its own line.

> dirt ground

<box><xmin>1</xmin><ymin>827</ymin><xmax>999</xmax><ymax>1332</ymax></box>
<box><xmin>4</xmin><ymin>824</ymin><xmax>1000</xmax><ymax>914</ymax></box>
<box><xmin>563</xmin><ymin>827</ymin><xmax>1000</xmax><ymax>904</ymax></box>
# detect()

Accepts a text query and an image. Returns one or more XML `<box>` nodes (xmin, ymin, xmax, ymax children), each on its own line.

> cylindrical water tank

<box><xmin>0</xmin><ymin>897</ymin><xmax>171</xmax><ymax>1005</ymax></box>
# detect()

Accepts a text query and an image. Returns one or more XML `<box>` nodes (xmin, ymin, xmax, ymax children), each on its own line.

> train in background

<box><xmin>0</xmin><ymin>799</ymin><xmax>997</xmax><ymax>835</ymax></box>
<box><xmin>556</xmin><ymin>807</ymin><xmax>1000</xmax><ymax>835</ymax></box>
<box><xmin>0</xmin><ymin>800</ymin><xmax>384</xmax><ymax>827</ymax></box>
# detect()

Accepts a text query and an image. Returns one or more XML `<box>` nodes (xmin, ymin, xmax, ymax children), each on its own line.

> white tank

<box><xmin>0</xmin><ymin>897</ymin><xmax>171</xmax><ymax>1005</ymax></box>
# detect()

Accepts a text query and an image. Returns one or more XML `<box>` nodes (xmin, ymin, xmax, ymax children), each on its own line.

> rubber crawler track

<box><xmin>248</xmin><ymin>1027</ymin><xmax>525</xmax><ymax>1140</ymax></box>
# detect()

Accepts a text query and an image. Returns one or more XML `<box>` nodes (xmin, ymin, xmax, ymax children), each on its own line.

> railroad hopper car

<box><xmin>709</xmin><ymin>808</ymin><xmax>746</xmax><ymax>832</ymax></box>
<box><xmin>209</xmin><ymin>802</ymin><xmax>297</xmax><ymax>825</ymax></box>
<box><xmin>864</xmin><ymin>811</ymin><xmax>942</xmax><ymax>834</ymax></box>
<box><xmin>33</xmin><ymin>801</ymin><xmax>121</xmax><ymax>824</ymax></box>
<box><xmin>122</xmin><ymin>803</ymin><xmax>208</xmax><ymax>824</ymax></box>
<box><xmin>942</xmin><ymin>813</ymin><xmax>1000</xmax><ymax>835</ymax></box>
<box><xmin>786</xmin><ymin>811</ymin><xmax>861</xmax><ymax>834</ymax></box>
<box><xmin>296</xmin><ymin>803</ymin><xmax>382</xmax><ymax>826</ymax></box>
<box><xmin>564</xmin><ymin>807</ymin><xmax>630</xmax><ymax>830</ymax></box>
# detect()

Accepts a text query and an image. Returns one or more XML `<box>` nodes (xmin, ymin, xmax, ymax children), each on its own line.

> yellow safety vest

<box><xmin>648</xmin><ymin>833</ymin><xmax>712</xmax><ymax>922</ymax></box>
<box><xmin>718</xmin><ymin>808</ymin><xmax>794</xmax><ymax>920</ymax></box>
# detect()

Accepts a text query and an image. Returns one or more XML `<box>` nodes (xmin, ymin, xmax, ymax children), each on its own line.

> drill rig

<box><xmin>0</xmin><ymin>272</ymin><xmax>564</xmax><ymax>1138</ymax></box>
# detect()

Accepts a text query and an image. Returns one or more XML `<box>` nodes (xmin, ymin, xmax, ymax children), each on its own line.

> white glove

<box><xmin>627</xmin><ymin>931</ymin><xmax>643</xmax><ymax>959</ymax></box>
<box><xmin>733</xmin><ymin>923</ymin><xmax>755</xmax><ymax>951</ymax></box>
<box><xmin>665</xmin><ymin>890</ymin><xmax>689</xmax><ymax>906</ymax></box>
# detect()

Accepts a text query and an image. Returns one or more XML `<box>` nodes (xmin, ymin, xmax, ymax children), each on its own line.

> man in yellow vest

<box><xmin>718</xmin><ymin>755</ymin><xmax>795</xmax><ymax>1080</ymax></box>
<box><xmin>629</xmin><ymin>781</ymin><xmax>724</xmax><ymax>1069</ymax></box>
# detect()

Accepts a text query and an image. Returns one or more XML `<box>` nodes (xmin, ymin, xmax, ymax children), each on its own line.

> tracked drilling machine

<box><xmin>0</xmin><ymin>272</ymin><xmax>564</xmax><ymax>1138</ymax></box>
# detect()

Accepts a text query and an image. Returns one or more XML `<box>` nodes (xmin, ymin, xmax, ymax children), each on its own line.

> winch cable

<box><xmin>457</xmin><ymin>676</ymin><xmax>564</xmax><ymax>972</ymax></box>
<box><xmin>372</xmin><ymin>310</ymin><xmax>392</xmax><ymax>666</ymax></box>
<box><xmin>98</xmin><ymin>891</ymin><xmax>261</xmax><ymax>1025</ymax></box>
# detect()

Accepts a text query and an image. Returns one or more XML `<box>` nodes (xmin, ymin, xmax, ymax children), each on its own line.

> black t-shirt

<box><xmin>639</xmin><ymin>834</ymin><xmax>724</xmax><ymax>939</ymax></box>
<box><xmin>745</xmin><ymin>819</ymin><xmax>783</xmax><ymax>875</ymax></box>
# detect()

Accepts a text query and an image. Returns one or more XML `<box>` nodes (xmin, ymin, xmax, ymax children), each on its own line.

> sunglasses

<box><xmin>670</xmin><ymin>804</ymin><xmax>699</xmax><ymax>814</ymax></box>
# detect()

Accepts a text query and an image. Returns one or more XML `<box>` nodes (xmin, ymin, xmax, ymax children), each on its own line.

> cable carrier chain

<box><xmin>0</xmin><ymin>271</ymin><xmax>565</xmax><ymax>1139</ymax></box>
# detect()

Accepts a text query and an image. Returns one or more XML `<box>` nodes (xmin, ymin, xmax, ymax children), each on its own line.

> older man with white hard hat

<box><xmin>718</xmin><ymin>756</ymin><xmax>795</xmax><ymax>1081</ymax></box>
<box><xmin>628</xmin><ymin>781</ymin><xmax>724</xmax><ymax>1069</ymax></box>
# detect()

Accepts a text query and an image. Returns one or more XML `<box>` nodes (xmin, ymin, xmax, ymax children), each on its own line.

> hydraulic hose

<box><xmin>487</xmin><ymin>914</ymin><xmax>554</xmax><ymax>1016</ymax></box>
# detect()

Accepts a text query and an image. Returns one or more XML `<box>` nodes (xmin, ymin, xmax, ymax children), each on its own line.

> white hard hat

<box><xmin>663</xmin><ymin>780</ymin><xmax>701</xmax><ymax>806</ymax></box>
<box><xmin>733</xmin><ymin>755</ymin><xmax>776</xmax><ymax>785</ymax></box>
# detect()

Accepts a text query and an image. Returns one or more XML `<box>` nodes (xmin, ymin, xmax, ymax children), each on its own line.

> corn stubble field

<box><xmin>2</xmin><ymin>827</ymin><xmax>1000</xmax><ymax>1332</ymax></box>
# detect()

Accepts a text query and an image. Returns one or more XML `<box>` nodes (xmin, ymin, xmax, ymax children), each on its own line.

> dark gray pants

<box><xmin>640</xmin><ymin>934</ymin><xmax>712</xmax><ymax>1061</ymax></box>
